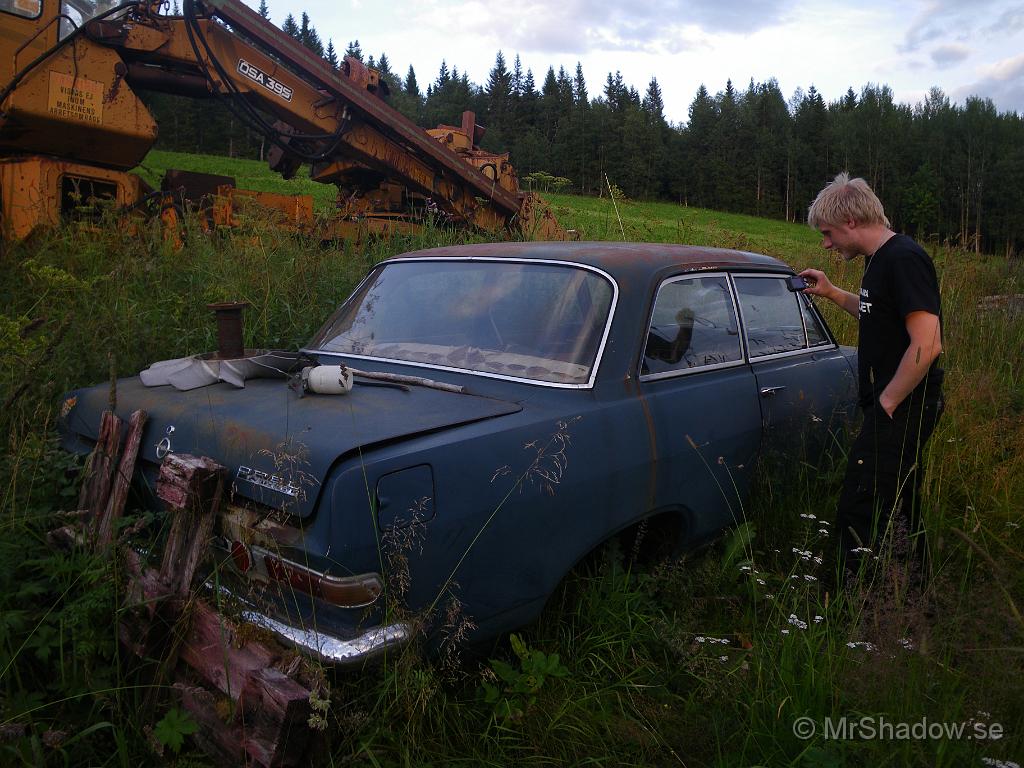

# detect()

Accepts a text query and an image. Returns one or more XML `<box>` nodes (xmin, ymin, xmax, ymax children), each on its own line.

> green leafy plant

<box><xmin>152</xmin><ymin>707</ymin><xmax>198</xmax><ymax>754</ymax></box>
<box><xmin>481</xmin><ymin>633</ymin><xmax>569</xmax><ymax>721</ymax></box>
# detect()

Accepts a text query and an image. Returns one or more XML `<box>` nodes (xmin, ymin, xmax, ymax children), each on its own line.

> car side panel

<box><xmin>640</xmin><ymin>366</ymin><xmax>762</xmax><ymax>542</ymax></box>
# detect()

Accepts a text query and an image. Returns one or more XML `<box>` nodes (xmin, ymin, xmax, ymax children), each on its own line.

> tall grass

<box><xmin>1</xmin><ymin>194</ymin><xmax>1021</xmax><ymax>767</ymax></box>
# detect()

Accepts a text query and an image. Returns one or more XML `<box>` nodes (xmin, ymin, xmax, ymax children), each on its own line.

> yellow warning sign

<box><xmin>47</xmin><ymin>72</ymin><xmax>103</xmax><ymax>125</ymax></box>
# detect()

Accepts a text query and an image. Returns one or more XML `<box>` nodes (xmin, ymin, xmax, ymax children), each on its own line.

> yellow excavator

<box><xmin>0</xmin><ymin>0</ymin><xmax>565</xmax><ymax>240</ymax></box>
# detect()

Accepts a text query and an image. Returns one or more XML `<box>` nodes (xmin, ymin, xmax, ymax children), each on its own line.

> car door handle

<box><xmin>760</xmin><ymin>386</ymin><xmax>786</xmax><ymax>397</ymax></box>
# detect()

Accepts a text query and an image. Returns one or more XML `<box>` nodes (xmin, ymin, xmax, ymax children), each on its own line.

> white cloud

<box><xmin>953</xmin><ymin>52</ymin><xmax>1024</xmax><ymax>112</ymax></box>
<box><xmin>899</xmin><ymin>0</ymin><xmax>1004</xmax><ymax>52</ymax></box>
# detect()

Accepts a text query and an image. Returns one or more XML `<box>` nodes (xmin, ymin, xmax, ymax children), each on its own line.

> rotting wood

<box><xmin>174</xmin><ymin>684</ymin><xmax>248</xmax><ymax>763</ymax></box>
<box><xmin>77</xmin><ymin>410</ymin><xmax>122</xmax><ymax>522</ymax></box>
<box><xmin>157</xmin><ymin>453</ymin><xmax>224</xmax><ymax>596</ymax></box>
<box><xmin>95</xmin><ymin>409</ymin><xmax>147</xmax><ymax>550</ymax></box>
<box><xmin>177</xmin><ymin>602</ymin><xmax>312</xmax><ymax>767</ymax></box>
<box><xmin>58</xmin><ymin>437</ymin><xmax>314</xmax><ymax>768</ymax></box>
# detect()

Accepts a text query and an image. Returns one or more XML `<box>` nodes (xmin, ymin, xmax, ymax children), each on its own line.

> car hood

<box><xmin>60</xmin><ymin>376</ymin><xmax>522</xmax><ymax>518</ymax></box>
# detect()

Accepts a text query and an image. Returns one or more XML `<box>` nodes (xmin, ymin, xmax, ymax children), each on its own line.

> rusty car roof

<box><xmin>389</xmin><ymin>241</ymin><xmax>791</xmax><ymax>276</ymax></box>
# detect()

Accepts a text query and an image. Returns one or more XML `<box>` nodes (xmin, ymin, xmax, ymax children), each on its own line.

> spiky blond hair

<box><xmin>808</xmin><ymin>172</ymin><xmax>890</xmax><ymax>229</ymax></box>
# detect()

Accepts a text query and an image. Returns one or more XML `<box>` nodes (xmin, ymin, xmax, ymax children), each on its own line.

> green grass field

<box><xmin>0</xmin><ymin>149</ymin><xmax>1021</xmax><ymax>767</ymax></box>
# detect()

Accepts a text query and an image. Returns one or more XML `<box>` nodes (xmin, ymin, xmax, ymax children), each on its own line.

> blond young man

<box><xmin>799</xmin><ymin>173</ymin><xmax>944</xmax><ymax>575</ymax></box>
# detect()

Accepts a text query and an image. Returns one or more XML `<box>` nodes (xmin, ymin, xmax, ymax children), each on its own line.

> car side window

<box><xmin>642</xmin><ymin>275</ymin><xmax>742</xmax><ymax>376</ymax></box>
<box><xmin>733</xmin><ymin>276</ymin><xmax>809</xmax><ymax>357</ymax></box>
<box><xmin>799</xmin><ymin>293</ymin><xmax>830</xmax><ymax>346</ymax></box>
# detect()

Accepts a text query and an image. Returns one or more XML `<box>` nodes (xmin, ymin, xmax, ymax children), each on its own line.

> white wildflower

<box><xmin>846</xmin><ymin>641</ymin><xmax>877</xmax><ymax>651</ymax></box>
<box><xmin>799</xmin><ymin>513</ymin><xmax>817</xmax><ymax>520</ymax></box>
<box><xmin>814</xmin><ymin>615</ymin><xmax>824</xmax><ymax>624</ymax></box>
<box><xmin>804</xmin><ymin>574</ymin><xmax>818</xmax><ymax>582</ymax></box>
<box><xmin>792</xmin><ymin>547</ymin><xmax>813</xmax><ymax>560</ymax></box>
<box><xmin>756</xmin><ymin>578</ymin><xmax>766</xmax><ymax>585</ymax></box>
<box><xmin>781</xmin><ymin>629</ymin><xmax>791</xmax><ymax>635</ymax></box>
<box><xmin>980</xmin><ymin>759</ymin><xmax>1020</xmax><ymax>768</ymax></box>
<box><xmin>850</xmin><ymin>546</ymin><xmax>873</xmax><ymax>554</ymax></box>
<box><xmin>898</xmin><ymin>637</ymin><xmax>915</xmax><ymax>650</ymax></box>
<box><xmin>719</xmin><ymin>655</ymin><xmax>728</xmax><ymax>663</ymax></box>
<box><xmin>788</xmin><ymin>614</ymin><xmax>808</xmax><ymax>630</ymax></box>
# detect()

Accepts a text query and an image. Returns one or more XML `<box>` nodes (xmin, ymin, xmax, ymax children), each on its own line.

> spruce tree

<box><xmin>282</xmin><ymin>14</ymin><xmax>298</xmax><ymax>38</ymax></box>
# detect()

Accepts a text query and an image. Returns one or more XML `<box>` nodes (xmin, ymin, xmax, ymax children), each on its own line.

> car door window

<box><xmin>799</xmin><ymin>293</ymin><xmax>830</xmax><ymax>346</ymax></box>
<box><xmin>642</xmin><ymin>275</ymin><xmax>742</xmax><ymax>376</ymax></box>
<box><xmin>734</xmin><ymin>276</ymin><xmax>808</xmax><ymax>358</ymax></box>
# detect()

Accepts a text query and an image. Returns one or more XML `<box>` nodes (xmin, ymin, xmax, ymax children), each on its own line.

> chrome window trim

<box><xmin>798</xmin><ymin>291</ymin><xmax>837</xmax><ymax>347</ymax></box>
<box><xmin>638</xmin><ymin>271</ymin><xmax>747</xmax><ymax>383</ymax></box>
<box><xmin>307</xmin><ymin>257</ymin><xmax>619</xmax><ymax>390</ymax></box>
<box><xmin>730</xmin><ymin>272</ymin><xmax>839</xmax><ymax>363</ymax></box>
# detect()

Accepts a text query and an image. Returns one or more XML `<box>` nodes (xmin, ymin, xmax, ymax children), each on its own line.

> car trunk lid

<box><xmin>62</xmin><ymin>375</ymin><xmax>522</xmax><ymax>518</ymax></box>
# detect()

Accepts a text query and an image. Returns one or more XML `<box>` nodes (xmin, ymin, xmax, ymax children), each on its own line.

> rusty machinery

<box><xmin>0</xmin><ymin>0</ymin><xmax>565</xmax><ymax>241</ymax></box>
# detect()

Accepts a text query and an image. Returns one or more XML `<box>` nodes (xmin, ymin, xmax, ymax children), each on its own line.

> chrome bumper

<box><xmin>241</xmin><ymin>608</ymin><xmax>413</xmax><ymax>665</ymax></box>
<box><xmin>209</xmin><ymin>583</ymin><xmax>413</xmax><ymax>665</ymax></box>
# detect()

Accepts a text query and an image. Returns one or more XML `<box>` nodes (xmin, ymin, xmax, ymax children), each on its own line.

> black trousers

<box><xmin>836</xmin><ymin>394</ymin><xmax>944</xmax><ymax>570</ymax></box>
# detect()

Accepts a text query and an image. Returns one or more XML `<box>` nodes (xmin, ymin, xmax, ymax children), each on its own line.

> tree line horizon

<box><xmin>148</xmin><ymin>2</ymin><xmax>1023</xmax><ymax>254</ymax></box>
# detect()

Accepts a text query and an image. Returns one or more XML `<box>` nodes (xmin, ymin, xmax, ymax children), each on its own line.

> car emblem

<box><xmin>155</xmin><ymin>425</ymin><xmax>175</xmax><ymax>459</ymax></box>
<box><xmin>236</xmin><ymin>465</ymin><xmax>301</xmax><ymax>497</ymax></box>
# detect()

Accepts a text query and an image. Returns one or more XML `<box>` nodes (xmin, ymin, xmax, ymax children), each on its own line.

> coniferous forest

<box><xmin>143</xmin><ymin>4</ymin><xmax>1024</xmax><ymax>254</ymax></box>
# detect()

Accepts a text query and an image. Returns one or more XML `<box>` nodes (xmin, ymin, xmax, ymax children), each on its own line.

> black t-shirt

<box><xmin>857</xmin><ymin>234</ymin><xmax>943</xmax><ymax>408</ymax></box>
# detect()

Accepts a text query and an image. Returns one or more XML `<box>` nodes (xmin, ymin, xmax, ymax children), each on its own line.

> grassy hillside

<box><xmin>0</xmin><ymin>153</ymin><xmax>1021</xmax><ymax>767</ymax></box>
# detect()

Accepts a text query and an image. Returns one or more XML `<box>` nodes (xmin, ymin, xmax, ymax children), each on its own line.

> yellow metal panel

<box><xmin>47</xmin><ymin>71</ymin><xmax>104</xmax><ymax>125</ymax></box>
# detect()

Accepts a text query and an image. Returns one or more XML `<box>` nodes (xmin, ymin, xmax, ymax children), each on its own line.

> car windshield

<box><xmin>311</xmin><ymin>260</ymin><xmax>615</xmax><ymax>385</ymax></box>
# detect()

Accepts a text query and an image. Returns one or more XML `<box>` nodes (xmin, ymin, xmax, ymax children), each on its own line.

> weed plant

<box><xmin>0</xmin><ymin>190</ymin><xmax>1022</xmax><ymax>767</ymax></box>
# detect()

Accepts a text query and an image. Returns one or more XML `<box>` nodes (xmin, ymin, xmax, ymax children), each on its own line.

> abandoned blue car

<box><xmin>59</xmin><ymin>242</ymin><xmax>857</xmax><ymax>663</ymax></box>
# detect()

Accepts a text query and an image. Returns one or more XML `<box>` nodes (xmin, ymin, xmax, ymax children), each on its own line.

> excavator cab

<box><xmin>1</xmin><ymin>0</ymin><xmax>157</xmax><ymax>238</ymax></box>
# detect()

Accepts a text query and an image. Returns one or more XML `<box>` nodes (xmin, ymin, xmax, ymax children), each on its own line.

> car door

<box><xmin>732</xmin><ymin>273</ymin><xmax>856</xmax><ymax>465</ymax></box>
<box><xmin>638</xmin><ymin>273</ymin><xmax>762</xmax><ymax>543</ymax></box>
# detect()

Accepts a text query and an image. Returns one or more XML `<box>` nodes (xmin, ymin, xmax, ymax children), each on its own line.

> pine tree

<box><xmin>405</xmin><ymin>65</ymin><xmax>420</xmax><ymax>98</ymax></box>
<box><xmin>325</xmin><ymin>39</ymin><xmax>339</xmax><ymax>70</ymax></box>
<box><xmin>345</xmin><ymin>40</ymin><xmax>363</xmax><ymax>62</ymax></box>
<box><xmin>298</xmin><ymin>13</ymin><xmax>323</xmax><ymax>56</ymax></box>
<box><xmin>281</xmin><ymin>13</ymin><xmax>298</xmax><ymax>38</ymax></box>
<box><xmin>257</xmin><ymin>0</ymin><xmax>269</xmax><ymax>20</ymax></box>
<box><xmin>485</xmin><ymin>51</ymin><xmax>513</xmax><ymax>148</ymax></box>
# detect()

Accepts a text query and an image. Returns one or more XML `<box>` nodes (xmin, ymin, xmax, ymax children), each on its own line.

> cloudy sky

<box><xmin>250</xmin><ymin>0</ymin><xmax>1024</xmax><ymax>124</ymax></box>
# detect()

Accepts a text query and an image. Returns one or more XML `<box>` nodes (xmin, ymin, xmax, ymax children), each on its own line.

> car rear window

<box><xmin>311</xmin><ymin>260</ymin><xmax>614</xmax><ymax>385</ymax></box>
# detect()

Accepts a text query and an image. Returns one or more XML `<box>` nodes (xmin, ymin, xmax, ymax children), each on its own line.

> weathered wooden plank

<box><xmin>157</xmin><ymin>454</ymin><xmax>225</xmax><ymax>595</ymax></box>
<box><xmin>156</xmin><ymin>453</ymin><xmax>222</xmax><ymax>509</ymax></box>
<box><xmin>239</xmin><ymin>668</ymin><xmax>313</xmax><ymax>768</ymax></box>
<box><xmin>95</xmin><ymin>409</ymin><xmax>147</xmax><ymax>550</ymax></box>
<box><xmin>77</xmin><ymin>410</ymin><xmax>122</xmax><ymax>521</ymax></box>
<box><xmin>170</xmin><ymin>470</ymin><xmax>223</xmax><ymax>598</ymax></box>
<box><xmin>178</xmin><ymin>599</ymin><xmax>279</xmax><ymax>701</ymax></box>
<box><xmin>175</xmin><ymin>684</ymin><xmax>247</xmax><ymax>763</ymax></box>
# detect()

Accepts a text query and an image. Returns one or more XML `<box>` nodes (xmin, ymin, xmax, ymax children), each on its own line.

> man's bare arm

<box><xmin>798</xmin><ymin>268</ymin><xmax>860</xmax><ymax>318</ymax></box>
<box><xmin>878</xmin><ymin>311</ymin><xmax>943</xmax><ymax>416</ymax></box>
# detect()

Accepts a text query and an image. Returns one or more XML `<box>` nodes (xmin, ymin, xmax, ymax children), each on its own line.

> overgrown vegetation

<box><xmin>1</xmin><ymin>192</ymin><xmax>1021</xmax><ymax>766</ymax></box>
